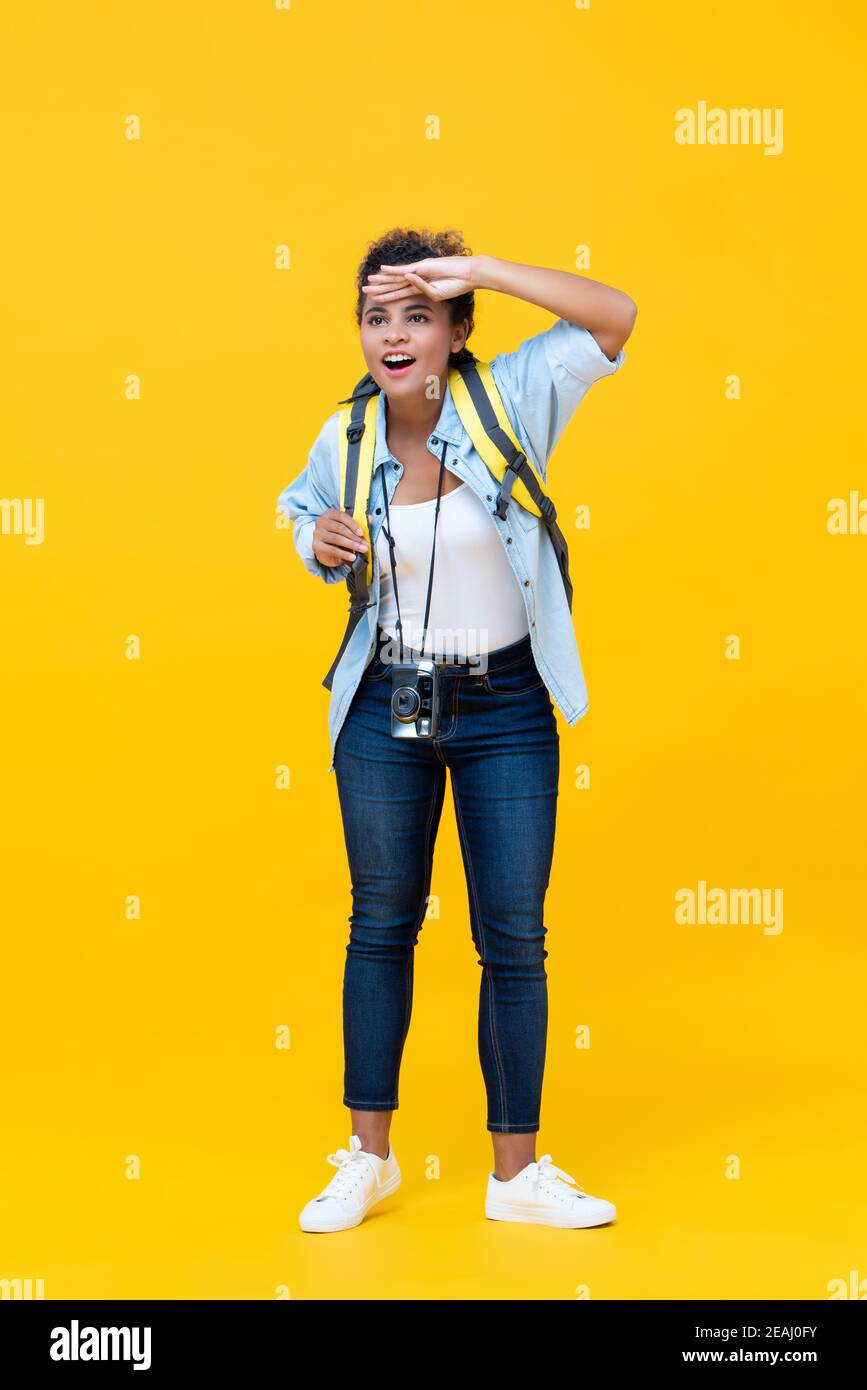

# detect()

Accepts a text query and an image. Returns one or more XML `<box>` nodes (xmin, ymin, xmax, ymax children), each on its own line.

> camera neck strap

<box><xmin>380</xmin><ymin>437</ymin><xmax>449</xmax><ymax>663</ymax></box>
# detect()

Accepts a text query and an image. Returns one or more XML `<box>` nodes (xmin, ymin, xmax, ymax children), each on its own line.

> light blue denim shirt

<box><xmin>277</xmin><ymin>317</ymin><xmax>626</xmax><ymax>773</ymax></box>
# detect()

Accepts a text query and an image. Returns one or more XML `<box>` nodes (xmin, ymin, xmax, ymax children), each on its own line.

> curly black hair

<box><xmin>354</xmin><ymin>225</ymin><xmax>476</xmax><ymax>368</ymax></box>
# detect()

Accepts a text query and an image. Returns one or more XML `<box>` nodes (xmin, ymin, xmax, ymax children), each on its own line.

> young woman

<box><xmin>277</xmin><ymin>228</ymin><xmax>636</xmax><ymax>1232</ymax></box>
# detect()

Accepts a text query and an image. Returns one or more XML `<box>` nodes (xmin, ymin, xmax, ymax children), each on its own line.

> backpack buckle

<box><xmin>539</xmin><ymin>494</ymin><xmax>556</xmax><ymax>523</ymax></box>
<box><xmin>346</xmin><ymin>422</ymin><xmax>365</xmax><ymax>445</ymax></box>
<box><xmin>494</xmin><ymin>454</ymin><xmax>526</xmax><ymax>519</ymax></box>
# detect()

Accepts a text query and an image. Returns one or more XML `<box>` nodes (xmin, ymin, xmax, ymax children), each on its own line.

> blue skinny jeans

<box><xmin>333</xmin><ymin>625</ymin><xmax>559</xmax><ymax>1133</ymax></box>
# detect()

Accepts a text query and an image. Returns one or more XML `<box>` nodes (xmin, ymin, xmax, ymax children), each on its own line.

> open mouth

<box><xmin>382</xmin><ymin>354</ymin><xmax>416</xmax><ymax>376</ymax></box>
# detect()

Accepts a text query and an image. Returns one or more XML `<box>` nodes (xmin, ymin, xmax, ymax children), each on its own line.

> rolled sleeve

<box><xmin>489</xmin><ymin>316</ymin><xmax>626</xmax><ymax>475</ymax></box>
<box><xmin>544</xmin><ymin>316</ymin><xmax>626</xmax><ymax>385</ymax></box>
<box><xmin>276</xmin><ymin>410</ymin><xmax>352</xmax><ymax>584</ymax></box>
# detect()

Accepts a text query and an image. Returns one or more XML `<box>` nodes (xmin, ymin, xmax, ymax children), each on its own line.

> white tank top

<box><xmin>375</xmin><ymin>480</ymin><xmax>530</xmax><ymax>659</ymax></box>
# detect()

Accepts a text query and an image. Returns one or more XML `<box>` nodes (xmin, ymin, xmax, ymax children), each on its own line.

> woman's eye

<box><xmin>368</xmin><ymin>313</ymin><xmax>427</xmax><ymax>327</ymax></box>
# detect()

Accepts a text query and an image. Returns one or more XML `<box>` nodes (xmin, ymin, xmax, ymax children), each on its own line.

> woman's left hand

<box><xmin>361</xmin><ymin>255</ymin><xmax>480</xmax><ymax>303</ymax></box>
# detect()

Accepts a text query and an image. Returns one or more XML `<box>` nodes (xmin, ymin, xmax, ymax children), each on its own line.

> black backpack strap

<box><xmin>322</xmin><ymin>381</ymin><xmax>378</xmax><ymax>690</ymax></box>
<box><xmin>496</xmin><ymin>454</ymin><xmax>573</xmax><ymax>612</ymax></box>
<box><xmin>454</xmin><ymin>359</ymin><xmax>574</xmax><ymax>613</ymax></box>
<box><xmin>321</xmin><ymin>551</ymin><xmax>376</xmax><ymax>691</ymax></box>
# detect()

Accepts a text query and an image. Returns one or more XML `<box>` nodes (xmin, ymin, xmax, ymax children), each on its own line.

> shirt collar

<box><xmin>372</xmin><ymin>378</ymin><xmax>464</xmax><ymax>467</ymax></box>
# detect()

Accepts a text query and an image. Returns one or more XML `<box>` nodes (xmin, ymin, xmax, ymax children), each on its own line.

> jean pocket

<box><xmin>482</xmin><ymin>656</ymin><xmax>545</xmax><ymax>696</ymax></box>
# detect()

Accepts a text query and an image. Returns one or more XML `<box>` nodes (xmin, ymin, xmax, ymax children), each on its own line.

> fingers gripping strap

<box><xmin>338</xmin><ymin>392</ymin><xmax>379</xmax><ymax>588</ymax></box>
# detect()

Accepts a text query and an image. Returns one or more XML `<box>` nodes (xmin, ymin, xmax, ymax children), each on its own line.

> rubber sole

<box><xmin>485</xmin><ymin>1200</ymin><xmax>616</xmax><ymax>1229</ymax></box>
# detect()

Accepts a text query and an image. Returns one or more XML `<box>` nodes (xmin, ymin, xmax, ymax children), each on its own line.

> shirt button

<box><xmin>393</xmin><ymin>463</ymin><xmax>401</xmax><ymax>471</ymax></box>
<box><xmin>431</xmin><ymin>436</ymin><xmax>439</xmax><ymax>445</ymax></box>
<box><xmin>523</xmin><ymin>579</ymin><xmax>530</xmax><ymax>587</ymax></box>
<box><xmin>506</xmin><ymin>537</ymin><xmax>513</xmax><ymax>544</ymax></box>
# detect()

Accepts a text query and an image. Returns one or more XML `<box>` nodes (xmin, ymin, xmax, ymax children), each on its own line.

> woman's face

<box><xmin>359</xmin><ymin>293</ymin><xmax>468</xmax><ymax>400</ymax></box>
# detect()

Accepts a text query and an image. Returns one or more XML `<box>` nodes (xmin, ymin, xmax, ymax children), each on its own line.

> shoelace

<box><xmin>529</xmin><ymin>1154</ymin><xmax>589</xmax><ymax>1201</ymax></box>
<box><xmin>320</xmin><ymin>1146</ymin><xmax>377</xmax><ymax>1201</ymax></box>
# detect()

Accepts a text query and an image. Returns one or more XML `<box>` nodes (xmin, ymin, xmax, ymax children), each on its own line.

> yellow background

<box><xmin>1</xmin><ymin>1</ymin><xmax>864</xmax><ymax>1300</ymax></box>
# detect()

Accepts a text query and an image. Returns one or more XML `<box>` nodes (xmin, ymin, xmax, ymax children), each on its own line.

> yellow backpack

<box><xmin>322</xmin><ymin>354</ymin><xmax>573</xmax><ymax>690</ymax></box>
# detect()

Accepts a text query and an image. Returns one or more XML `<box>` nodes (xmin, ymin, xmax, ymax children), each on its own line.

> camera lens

<box><xmin>392</xmin><ymin>686</ymin><xmax>421</xmax><ymax>722</ymax></box>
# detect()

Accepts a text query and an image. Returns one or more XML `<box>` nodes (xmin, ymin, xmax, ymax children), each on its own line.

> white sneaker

<box><xmin>485</xmin><ymin>1153</ymin><xmax>616</xmax><ymax>1229</ymax></box>
<box><xmin>299</xmin><ymin>1134</ymin><xmax>401</xmax><ymax>1232</ymax></box>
